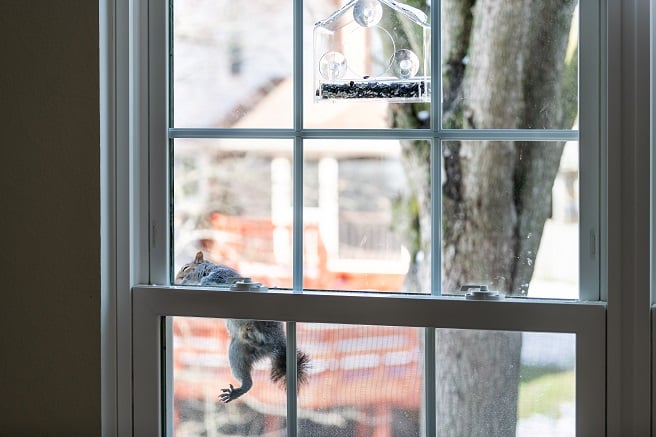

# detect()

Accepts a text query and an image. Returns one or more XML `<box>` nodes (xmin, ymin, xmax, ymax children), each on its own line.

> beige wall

<box><xmin>0</xmin><ymin>1</ymin><xmax>100</xmax><ymax>434</ymax></box>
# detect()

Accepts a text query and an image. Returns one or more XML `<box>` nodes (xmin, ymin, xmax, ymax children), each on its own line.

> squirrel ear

<box><xmin>195</xmin><ymin>251</ymin><xmax>204</xmax><ymax>263</ymax></box>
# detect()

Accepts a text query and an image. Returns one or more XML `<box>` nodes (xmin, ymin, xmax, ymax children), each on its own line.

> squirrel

<box><xmin>175</xmin><ymin>251</ymin><xmax>310</xmax><ymax>403</ymax></box>
<box><xmin>174</xmin><ymin>251</ymin><xmax>241</xmax><ymax>285</ymax></box>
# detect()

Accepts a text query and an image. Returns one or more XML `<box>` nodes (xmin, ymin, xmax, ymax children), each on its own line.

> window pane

<box><xmin>167</xmin><ymin>318</ymin><xmax>579</xmax><ymax>436</ymax></box>
<box><xmin>173</xmin><ymin>139</ymin><xmax>293</xmax><ymax>288</ymax></box>
<box><xmin>304</xmin><ymin>0</ymin><xmax>431</xmax><ymax>129</ymax></box>
<box><xmin>441</xmin><ymin>1</ymin><xmax>578</xmax><ymax>130</ymax></box>
<box><xmin>172</xmin><ymin>0</ymin><xmax>293</xmax><ymax>128</ymax></box>
<box><xmin>441</xmin><ymin>141</ymin><xmax>579</xmax><ymax>298</ymax></box>
<box><xmin>303</xmin><ymin>139</ymin><xmax>430</xmax><ymax>293</ymax></box>
<box><xmin>292</xmin><ymin>324</ymin><xmax>576</xmax><ymax>436</ymax></box>
<box><xmin>172</xmin><ymin>317</ymin><xmax>288</xmax><ymax>436</ymax></box>
<box><xmin>435</xmin><ymin>330</ymin><xmax>575</xmax><ymax>437</ymax></box>
<box><xmin>297</xmin><ymin>323</ymin><xmax>424</xmax><ymax>436</ymax></box>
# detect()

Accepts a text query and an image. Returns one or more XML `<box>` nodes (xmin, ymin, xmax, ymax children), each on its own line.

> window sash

<box><xmin>157</xmin><ymin>0</ymin><xmax>602</xmax><ymax>299</ymax></box>
<box><xmin>132</xmin><ymin>285</ymin><xmax>606</xmax><ymax>436</ymax></box>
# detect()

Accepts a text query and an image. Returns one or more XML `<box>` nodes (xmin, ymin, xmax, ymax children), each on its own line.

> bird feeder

<box><xmin>314</xmin><ymin>0</ymin><xmax>430</xmax><ymax>102</ymax></box>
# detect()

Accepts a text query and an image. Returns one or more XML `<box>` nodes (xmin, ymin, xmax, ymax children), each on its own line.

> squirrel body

<box><xmin>175</xmin><ymin>251</ymin><xmax>240</xmax><ymax>285</ymax></box>
<box><xmin>176</xmin><ymin>251</ymin><xmax>310</xmax><ymax>402</ymax></box>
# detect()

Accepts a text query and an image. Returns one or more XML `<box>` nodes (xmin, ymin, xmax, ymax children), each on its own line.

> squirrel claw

<box><xmin>219</xmin><ymin>384</ymin><xmax>235</xmax><ymax>403</ymax></box>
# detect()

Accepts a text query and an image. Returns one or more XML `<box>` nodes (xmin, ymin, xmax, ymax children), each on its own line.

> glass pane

<box><xmin>292</xmin><ymin>324</ymin><xmax>575</xmax><ymax>436</ymax></box>
<box><xmin>173</xmin><ymin>139</ymin><xmax>293</xmax><ymax>288</ymax></box>
<box><xmin>303</xmin><ymin>139</ymin><xmax>431</xmax><ymax>293</ymax></box>
<box><xmin>297</xmin><ymin>323</ymin><xmax>424</xmax><ymax>436</ymax></box>
<box><xmin>172</xmin><ymin>317</ymin><xmax>288</xmax><ymax>436</ymax></box>
<box><xmin>169</xmin><ymin>314</ymin><xmax>577</xmax><ymax>437</ymax></box>
<box><xmin>441</xmin><ymin>1</ymin><xmax>578</xmax><ymax>130</ymax></box>
<box><xmin>305</xmin><ymin>0</ymin><xmax>431</xmax><ymax>129</ymax></box>
<box><xmin>172</xmin><ymin>0</ymin><xmax>293</xmax><ymax>128</ymax></box>
<box><xmin>435</xmin><ymin>330</ymin><xmax>575</xmax><ymax>437</ymax></box>
<box><xmin>441</xmin><ymin>141</ymin><xmax>579</xmax><ymax>298</ymax></box>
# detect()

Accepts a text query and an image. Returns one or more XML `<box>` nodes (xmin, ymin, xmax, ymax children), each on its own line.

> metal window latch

<box><xmin>229</xmin><ymin>278</ymin><xmax>269</xmax><ymax>292</ymax></box>
<box><xmin>461</xmin><ymin>284</ymin><xmax>504</xmax><ymax>301</ymax></box>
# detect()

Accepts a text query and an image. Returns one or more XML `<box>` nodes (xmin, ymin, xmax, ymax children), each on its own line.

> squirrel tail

<box><xmin>271</xmin><ymin>349</ymin><xmax>311</xmax><ymax>390</ymax></box>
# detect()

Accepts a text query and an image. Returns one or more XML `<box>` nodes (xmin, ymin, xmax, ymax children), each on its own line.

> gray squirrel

<box><xmin>175</xmin><ymin>251</ymin><xmax>241</xmax><ymax>285</ymax></box>
<box><xmin>175</xmin><ymin>251</ymin><xmax>310</xmax><ymax>402</ymax></box>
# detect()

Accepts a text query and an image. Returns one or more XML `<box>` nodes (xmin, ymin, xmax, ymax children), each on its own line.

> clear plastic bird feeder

<box><xmin>314</xmin><ymin>0</ymin><xmax>430</xmax><ymax>102</ymax></box>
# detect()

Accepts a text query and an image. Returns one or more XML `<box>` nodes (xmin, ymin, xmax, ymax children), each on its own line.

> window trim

<box><xmin>606</xmin><ymin>0</ymin><xmax>652</xmax><ymax>434</ymax></box>
<box><xmin>99</xmin><ymin>0</ymin><xmax>655</xmax><ymax>435</ymax></box>
<box><xmin>653</xmin><ymin>0</ymin><xmax>656</xmax><ymax>426</ymax></box>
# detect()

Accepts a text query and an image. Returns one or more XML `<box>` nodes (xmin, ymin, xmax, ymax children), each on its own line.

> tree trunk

<box><xmin>441</xmin><ymin>0</ymin><xmax>577</xmax><ymax>293</ymax></box>
<box><xmin>436</xmin><ymin>329</ymin><xmax>522</xmax><ymax>436</ymax></box>
<box><xmin>391</xmin><ymin>0</ymin><xmax>577</xmax><ymax>435</ymax></box>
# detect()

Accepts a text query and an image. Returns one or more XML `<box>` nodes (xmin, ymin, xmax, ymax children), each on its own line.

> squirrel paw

<box><xmin>219</xmin><ymin>384</ymin><xmax>239</xmax><ymax>403</ymax></box>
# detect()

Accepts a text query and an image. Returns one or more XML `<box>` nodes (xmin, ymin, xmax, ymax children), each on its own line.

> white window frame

<box><xmin>99</xmin><ymin>0</ymin><xmax>653</xmax><ymax>435</ymax></box>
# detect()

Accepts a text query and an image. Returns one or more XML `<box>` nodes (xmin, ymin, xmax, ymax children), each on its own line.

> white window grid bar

<box><xmin>289</xmin><ymin>0</ymin><xmax>304</xmax><ymax>430</ymax></box>
<box><xmin>169</xmin><ymin>127</ymin><xmax>579</xmax><ymax>141</ymax></box>
<box><xmin>426</xmin><ymin>5</ymin><xmax>440</xmax><ymax>435</ymax></box>
<box><xmin>132</xmin><ymin>286</ymin><xmax>606</xmax><ymax>436</ymax></box>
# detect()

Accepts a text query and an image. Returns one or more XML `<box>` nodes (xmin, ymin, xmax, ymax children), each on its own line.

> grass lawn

<box><xmin>518</xmin><ymin>369</ymin><xmax>575</xmax><ymax>419</ymax></box>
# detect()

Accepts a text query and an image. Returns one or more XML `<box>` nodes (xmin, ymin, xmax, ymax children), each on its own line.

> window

<box><xmin>100</xmin><ymin>0</ymin><xmax>652</xmax><ymax>435</ymax></box>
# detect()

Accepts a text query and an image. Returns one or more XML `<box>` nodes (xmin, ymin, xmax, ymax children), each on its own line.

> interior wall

<box><xmin>0</xmin><ymin>1</ymin><xmax>100</xmax><ymax>434</ymax></box>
